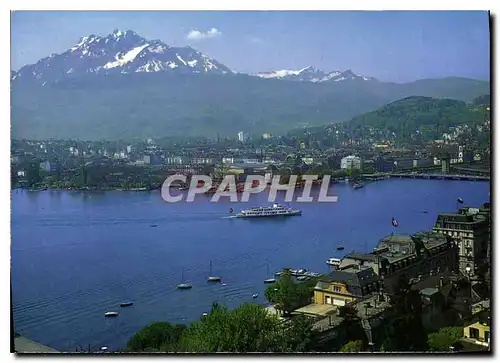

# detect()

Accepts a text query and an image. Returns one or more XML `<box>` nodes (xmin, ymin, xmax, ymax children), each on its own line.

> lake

<box><xmin>11</xmin><ymin>179</ymin><xmax>489</xmax><ymax>351</ymax></box>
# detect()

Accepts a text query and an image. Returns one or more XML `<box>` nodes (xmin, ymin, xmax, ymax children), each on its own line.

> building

<box><xmin>299</xmin><ymin>270</ymin><xmax>459</xmax><ymax>349</ymax></box>
<box><xmin>374</xmin><ymin>157</ymin><xmax>394</xmax><ymax>173</ymax></box>
<box><xmin>340</xmin><ymin>155</ymin><xmax>362</xmax><ymax>170</ymax></box>
<box><xmin>237</xmin><ymin>132</ymin><xmax>249</xmax><ymax>143</ymax></box>
<box><xmin>39</xmin><ymin>161</ymin><xmax>52</xmax><ymax>173</ymax></box>
<box><xmin>151</xmin><ymin>154</ymin><xmax>163</xmax><ymax>165</ymax></box>
<box><xmin>313</xmin><ymin>266</ymin><xmax>380</xmax><ymax>307</ymax></box>
<box><xmin>339</xmin><ymin>232</ymin><xmax>458</xmax><ymax>293</ymax></box>
<box><xmin>478</xmin><ymin>203</ymin><xmax>491</xmax><ymax>260</ymax></box>
<box><xmin>393</xmin><ymin>159</ymin><xmax>414</xmax><ymax>170</ymax></box>
<box><xmin>166</xmin><ymin>156</ymin><xmax>191</xmax><ymax>165</ymax></box>
<box><xmin>192</xmin><ymin>157</ymin><xmax>215</xmax><ymax>165</ymax></box>
<box><xmin>412</xmin><ymin>158</ymin><xmax>434</xmax><ymax>167</ymax></box>
<box><xmin>462</xmin><ymin>308</ymin><xmax>490</xmax><ymax>349</ymax></box>
<box><xmin>242</xmin><ymin>158</ymin><xmax>260</xmax><ymax>164</ymax></box>
<box><xmin>433</xmin><ymin>206</ymin><xmax>489</xmax><ymax>276</ymax></box>
<box><xmin>441</xmin><ymin>155</ymin><xmax>451</xmax><ymax>174</ymax></box>
<box><xmin>302</xmin><ymin>157</ymin><xmax>314</xmax><ymax>165</ymax></box>
<box><xmin>262</xmin><ymin>133</ymin><xmax>272</xmax><ymax>139</ymax></box>
<box><xmin>143</xmin><ymin>154</ymin><xmax>151</xmax><ymax>164</ymax></box>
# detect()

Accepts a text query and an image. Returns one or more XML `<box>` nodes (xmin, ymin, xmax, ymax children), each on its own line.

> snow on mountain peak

<box><xmin>112</xmin><ymin>29</ymin><xmax>124</xmax><ymax>38</ymax></box>
<box><xmin>256</xmin><ymin>66</ymin><xmax>315</xmax><ymax>79</ymax></box>
<box><xmin>12</xmin><ymin>29</ymin><xmax>232</xmax><ymax>82</ymax></box>
<box><xmin>103</xmin><ymin>43</ymin><xmax>150</xmax><ymax>69</ymax></box>
<box><xmin>255</xmin><ymin>66</ymin><xmax>375</xmax><ymax>83</ymax></box>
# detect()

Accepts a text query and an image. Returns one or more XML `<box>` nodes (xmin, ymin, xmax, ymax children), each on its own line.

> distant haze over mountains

<box><xmin>11</xmin><ymin>29</ymin><xmax>490</xmax><ymax>140</ymax></box>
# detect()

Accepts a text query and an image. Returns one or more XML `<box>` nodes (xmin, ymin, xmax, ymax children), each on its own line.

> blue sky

<box><xmin>11</xmin><ymin>11</ymin><xmax>490</xmax><ymax>82</ymax></box>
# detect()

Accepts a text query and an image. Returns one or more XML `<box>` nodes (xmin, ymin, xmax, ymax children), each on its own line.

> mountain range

<box><xmin>255</xmin><ymin>66</ymin><xmax>376</xmax><ymax>83</ymax></box>
<box><xmin>12</xmin><ymin>29</ymin><xmax>230</xmax><ymax>84</ymax></box>
<box><xmin>11</xmin><ymin>29</ymin><xmax>490</xmax><ymax>140</ymax></box>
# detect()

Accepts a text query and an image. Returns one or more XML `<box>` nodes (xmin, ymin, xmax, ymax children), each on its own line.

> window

<box><xmin>469</xmin><ymin>327</ymin><xmax>480</xmax><ymax>340</ymax></box>
<box><xmin>333</xmin><ymin>285</ymin><xmax>341</xmax><ymax>293</ymax></box>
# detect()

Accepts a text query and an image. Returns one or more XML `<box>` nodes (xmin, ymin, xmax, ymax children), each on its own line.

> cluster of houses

<box><xmin>282</xmin><ymin>203</ymin><xmax>491</xmax><ymax>351</ymax></box>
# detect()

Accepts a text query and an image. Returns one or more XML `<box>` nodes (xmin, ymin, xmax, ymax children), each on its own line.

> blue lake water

<box><xmin>11</xmin><ymin>179</ymin><xmax>489</xmax><ymax>351</ymax></box>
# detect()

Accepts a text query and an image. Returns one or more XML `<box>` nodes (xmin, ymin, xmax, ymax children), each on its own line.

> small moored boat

<box><xmin>104</xmin><ymin>311</ymin><xmax>119</xmax><ymax>317</ymax></box>
<box><xmin>177</xmin><ymin>268</ymin><xmax>192</xmax><ymax>289</ymax></box>
<box><xmin>207</xmin><ymin>261</ymin><xmax>221</xmax><ymax>282</ymax></box>
<box><xmin>326</xmin><ymin>257</ymin><xmax>342</xmax><ymax>268</ymax></box>
<box><xmin>252</xmin><ymin>293</ymin><xmax>259</xmax><ymax>299</ymax></box>
<box><xmin>352</xmin><ymin>182</ymin><xmax>364</xmax><ymax>189</ymax></box>
<box><xmin>336</xmin><ymin>246</ymin><xmax>345</xmax><ymax>251</ymax></box>
<box><xmin>120</xmin><ymin>302</ymin><xmax>134</xmax><ymax>307</ymax></box>
<box><xmin>264</xmin><ymin>263</ymin><xmax>276</xmax><ymax>283</ymax></box>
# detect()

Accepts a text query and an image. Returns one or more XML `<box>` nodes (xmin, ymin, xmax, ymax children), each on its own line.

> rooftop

<box><xmin>344</xmin><ymin>252</ymin><xmax>380</xmax><ymax>262</ymax></box>
<box><xmin>318</xmin><ymin>267</ymin><xmax>378</xmax><ymax>287</ymax></box>
<box><xmin>294</xmin><ymin>303</ymin><xmax>337</xmax><ymax>317</ymax></box>
<box><xmin>420</xmin><ymin>287</ymin><xmax>439</xmax><ymax>296</ymax></box>
<box><xmin>414</xmin><ymin>231</ymin><xmax>450</xmax><ymax>248</ymax></box>
<box><xmin>353</xmin><ymin>294</ymin><xmax>392</xmax><ymax>319</ymax></box>
<box><xmin>379</xmin><ymin>234</ymin><xmax>414</xmax><ymax>245</ymax></box>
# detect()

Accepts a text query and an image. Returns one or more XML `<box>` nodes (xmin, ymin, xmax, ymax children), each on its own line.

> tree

<box><xmin>127</xmin><ymin>302</ymin><xmax>318</xmax><ymax>353</ymax></box>
<box><xmin>280</xmin><ymin>314</ymin><xmax>320</xmax><ymax>352</ymax></box>
<box><xmin>212</xmin><ymin>163</ymin><xmax>231</xmax><ymax>181</ymax></box>
<box><xmin>126</xmin><ymin>322</ymin><xmax>186</xmax><ymax>352</ymax></box>
<box><xmin>340</xmin><ymin>340</ymin><xmax>364</xmax><ymax>352</ymax></box>
<box><xmin>265</xmin><ymin>270</ymin><xmax>313</xmax><ymax>317</ymax></box>
<box><xmin>177</xmin><ymin>303</ymin><xmax>283</xmax><ymax>352</ymax></box>
<box><xmin>10</xmin><ymin>167</ymin><xmax>18</xmax><ymax>188</ymax></box>
<box><xmin>26</xmin><ymin>161</ymin><xmax>42</xmax><ymax>187</ymax></box>
<box><xmin>381</xmin><ymin>276</ymin><xmax>429</xmax><ymax>352</ymax></box>
<box><xmin>427</xmin><ymin>327</ymin><xmax>462</xmax><ymax>352</ymax></box>
<box><xmin>339</xmin><ymin>305</ymin><xmax>366</xmax><ymax>343</ymax></box>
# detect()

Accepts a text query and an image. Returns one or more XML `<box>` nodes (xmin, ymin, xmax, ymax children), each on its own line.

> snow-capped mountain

<box><xmin>255</xmin><ymin>66</ymin><xmax>376</xmax><ymax>83</ymax></box>
<box><xmin>11</xmin><ymin>29</ymin><xmax>232</xmax><ymax>83</ymax></box>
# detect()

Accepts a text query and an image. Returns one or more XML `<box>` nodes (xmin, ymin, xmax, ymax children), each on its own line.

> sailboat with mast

<box><xmin>264</xmin><ymin>263</ymin><xmax>276</xmax><ymax>284</ymax></box>
<box><xmin>207</xmin><ymin>260</ymin><xmax>221</xmax><ymax>282</ymax></box>
<box><xmin>177</xmin><ymin>268</ymin><xmax>192</xmax><ymax>289</ymax></box>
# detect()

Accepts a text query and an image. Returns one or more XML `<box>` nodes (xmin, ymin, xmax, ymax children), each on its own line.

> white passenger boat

<box><xmin>235</xmin><ymin>204</ymin><xmax>301</xmax><ymax>218</ymax></box>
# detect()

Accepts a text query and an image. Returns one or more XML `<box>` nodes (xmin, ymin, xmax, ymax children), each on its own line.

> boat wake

<box><xmin>221</xmin><ymin>215</ymin><xmax>238</xmax><ymax>219</ymax></box>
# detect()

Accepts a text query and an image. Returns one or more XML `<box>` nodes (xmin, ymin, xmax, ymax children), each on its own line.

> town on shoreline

<box><xmin>11</xmin><ymin>131</ymin><xmax>490</xmax><ymax>193</ymax></box>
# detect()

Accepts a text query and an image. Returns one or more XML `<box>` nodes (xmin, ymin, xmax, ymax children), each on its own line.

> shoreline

<box><xmin>12</xmin><ymin>175</ymin><xmax>489</xmax><ymax>194</ymax></box>
<box><xmin>13</xmin><ymin>187</ymin><xmax>155</xmax><ymax>192</ymax></box>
